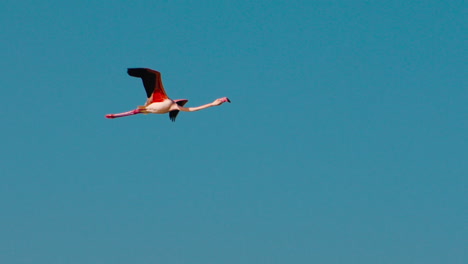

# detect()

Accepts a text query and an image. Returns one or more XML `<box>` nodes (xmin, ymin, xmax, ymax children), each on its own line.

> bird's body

<box><xmin>142</xmin><ymin>99</ymin><xmax>174</xmax><ymax>114</ymax></box>
<box><xmin>106</xmin><ymin>68</ymin><xmax>230</xmax><ymax>121</ymax></box>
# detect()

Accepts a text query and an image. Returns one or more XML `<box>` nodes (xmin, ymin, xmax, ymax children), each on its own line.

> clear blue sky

<box><xmin>1</xmin><ymin>0</ymin><xmax>466</xmax><ymax>263</ymax></box>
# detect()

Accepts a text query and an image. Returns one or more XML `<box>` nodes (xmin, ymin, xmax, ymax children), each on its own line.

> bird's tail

<box><xmin>105</xmin><ymin>109</ymin><xmax>141</xmax><ymax>119</ymax></box>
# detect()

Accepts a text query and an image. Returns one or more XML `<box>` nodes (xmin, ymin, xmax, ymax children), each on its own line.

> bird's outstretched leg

<box><xmin>105</xmin><ymin>109</ymin><xmax>142</xmax><ymax>119</ymax></box>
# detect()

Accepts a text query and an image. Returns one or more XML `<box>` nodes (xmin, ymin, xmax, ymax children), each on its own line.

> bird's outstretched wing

<box><xmin>169</xmin><ymin>99</ymin><xmax>188</xmax><ymax>122</ymax></box>
<box><xmin>127</xmin><ymin>68</ymin><xmax>169</xmax><ymax>103</ymax></box>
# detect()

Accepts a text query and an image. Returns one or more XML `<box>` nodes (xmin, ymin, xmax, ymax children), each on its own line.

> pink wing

<box><xmin>127</xmin><ymin>68</ymin><xmax>169</xmax><ymax>103</ymax></box>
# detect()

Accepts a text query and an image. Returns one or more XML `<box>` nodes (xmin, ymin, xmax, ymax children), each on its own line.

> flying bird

<box><xmin>105</xmin><ymin>68</ymin><xmax>230</xmax><ymax>121</ymax></box>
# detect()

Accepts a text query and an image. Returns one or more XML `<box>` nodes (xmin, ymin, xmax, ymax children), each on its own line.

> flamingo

<box><xmin>105</xmin><ymin>68</ymin><xmax>231</xmax><ymax>121</ymax></box>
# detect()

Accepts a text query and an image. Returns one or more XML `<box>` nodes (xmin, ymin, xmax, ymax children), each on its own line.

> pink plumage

<box><xmin>106</xmin><ymin>68</ymin><xmax>230</xmax><ymax>122</ymax></box>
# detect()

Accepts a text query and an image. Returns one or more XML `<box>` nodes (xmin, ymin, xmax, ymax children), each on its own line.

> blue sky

<box><xmin>1</xmin><ymin>0</ymin><xmax>466</xmax><ymax>263</ymax></box>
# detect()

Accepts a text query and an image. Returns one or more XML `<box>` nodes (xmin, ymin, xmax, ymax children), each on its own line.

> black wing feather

<box><xmin>169</xmin><ymin>100</ymin><xmax>188</xmax><ymax>122</ymax></box>
<box><xmin>127</xmin><ymin>68</ymin><xmax>157</xmax><ymax>98</ymax></box>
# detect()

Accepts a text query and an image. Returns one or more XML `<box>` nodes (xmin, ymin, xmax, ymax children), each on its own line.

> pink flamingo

<box><xmin>106</xmin><ymin>68</ymin><xmax>231</xmax><ymax>121</ymax></box>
